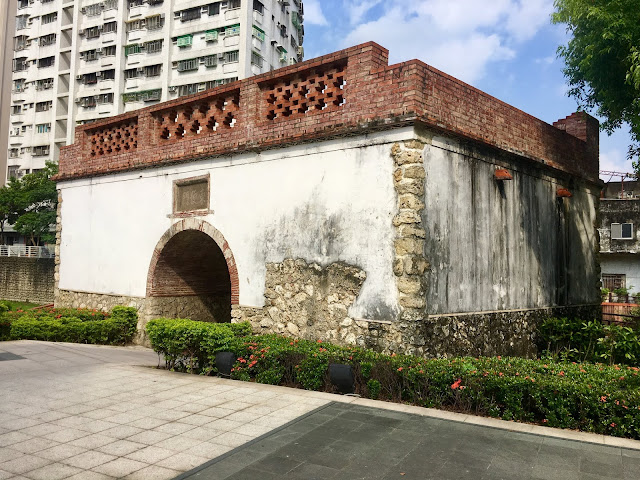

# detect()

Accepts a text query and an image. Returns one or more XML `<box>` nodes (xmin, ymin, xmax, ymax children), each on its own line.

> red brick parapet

<box><xmin>56</xmin><ymin>42</ymin><xmax>599</xmax><ymax>183</ymax></box>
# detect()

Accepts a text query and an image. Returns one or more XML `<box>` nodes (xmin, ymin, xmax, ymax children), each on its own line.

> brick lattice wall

<box><xmin>56</xmin><ymin>42</ymin><xmax>599</xmax><ymax>184</ymax></box>
<box><xmin>0</xmin><ymin>257</ymin><xmax>54</xmax><ymax>304</ymax></box>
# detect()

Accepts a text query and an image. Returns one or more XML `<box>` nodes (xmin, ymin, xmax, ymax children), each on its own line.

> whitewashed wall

<box><xmin>58</xmin><ymin>128</ymin><xmax>414</xmax><ymax>320</ymax></box>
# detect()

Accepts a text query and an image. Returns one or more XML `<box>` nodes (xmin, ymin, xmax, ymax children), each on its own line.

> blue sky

<box><xmin>300</xmin><ymin>0</ymin><xmax>634</xmax><ymax>180</ymax></box>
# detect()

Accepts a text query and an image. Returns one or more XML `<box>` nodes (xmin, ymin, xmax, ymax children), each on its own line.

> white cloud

<box><xmin>600</xmin><ymin>149</ymin><xmax>635</xmax><ymax>179</ymax></box>
<box><xmin>303</xmin><ymin>0</ymin><xmax>328</xmax><ymax>26</ymax></box>
<box><xmin>341</xmin><ymin>0</ymin><xmax>553</xmax><ymax>84</ymax></box>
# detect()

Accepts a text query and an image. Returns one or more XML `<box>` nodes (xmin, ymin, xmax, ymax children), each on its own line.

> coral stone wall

<box><xmin>0</xmin><ymin>257</ymin><xmax>54</xmax><ymax>304</ymax></box>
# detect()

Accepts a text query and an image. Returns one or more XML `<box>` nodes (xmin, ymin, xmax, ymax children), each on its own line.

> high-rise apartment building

<box><xmin>5</xmin><ymin>0</ymin><xmax>304</xmax><ymax>180</ymax></box>
<box><xmin>1</xmin><ymin>0</ymin><xmax>18</xmax><ymax>186</ymax></box>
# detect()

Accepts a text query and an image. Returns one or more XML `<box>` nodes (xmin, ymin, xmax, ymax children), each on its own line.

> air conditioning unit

<box><xmin>218</xmin><ymin>53</ymin><xmax>225</xmax><ymax>59</ymax></box>
<box><xmin>297</xmin><ymin>46</ymin><xmax>304</xmax><ymax>57</ymax></box>
<box><xmin>75</xmin><ymin>74</ymin><xmax>83</xmax><ymax>80</ymax></box>
<box><xmin>137</xmin><ymin>67</ymin><xmax>144</xmax><ymax>73</ymax></box>
<box><xmin>168</xmin><ymin>86</ymin><xmax>176</xmax><ymax>92</ymax></box>
<box><xmin>98</xmin><ymin>25</ymin><xmax>104</xmax><ymax>31</ymax></box>
<box><xmin>96</xmin><ymin>71</ymin><xmax>102</xmax><ymax>77</ymax></box>
<box><xmin>96</xmin><ymin>48</ymin><xmax>103</xmax><ymax>53</ymax></box>
<box><xmin>80</xmin><ymin>7</ymin><xmax>86</xmax><ymax>13</ymax></box>
<box><xmin>74</xmin><ymin>98</ymin><xmax>81</xmax><ymax>104</ymax></box>
<box><xmin>79</xmin><ymin>29</ymin><xmax>85</xmax><ymax>36</ymax></box>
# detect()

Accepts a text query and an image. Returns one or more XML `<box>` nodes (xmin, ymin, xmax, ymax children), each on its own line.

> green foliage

<box><xmin>0</xmin><ymin>302</ymin><xmax>9</xmax><ymax>341</ymax></box>
<box><xmin>0</xmin><ymin>300</ymin><xmax>41</xmax><ymax>312</ymax></box>
<box><xmin>0</xmin><ymin>178</ymin><xmax>26</xmax><ymax>244</ymax></box>
<box><xmin>146</xmin><ymin>318</ymin><xmax>640</xmax><ymax>439</ymax></box>
<box><xmin>538</xmin><ymin>317</ymin><xmax>640</xmax><ymax>366</ymax></box>
<box><xmin>145</xmin><ymin>318</ymin><xmax>251</xmax><ymax>372</ymax></box>
<box><xmin>4</xmin><ymin>306</ymin><xmax>137</xmax><ymax>345</ymax></box>
<box><xmin>552</xmin><ymin>0</ymin><xmax>640</xmax><ymax>161</ymax></box>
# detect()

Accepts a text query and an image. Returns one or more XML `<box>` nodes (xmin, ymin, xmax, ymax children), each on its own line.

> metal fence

<box><xmin>0</xmin><ymin>245</ymin><xmax>54</xmax><ymax>258</ymax></box>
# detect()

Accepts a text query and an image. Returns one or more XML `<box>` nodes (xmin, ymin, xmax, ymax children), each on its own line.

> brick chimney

<box><xmin>553</xmin><ymin>111</ymin><xmax>599</xmax><ymax>177</ymax></box>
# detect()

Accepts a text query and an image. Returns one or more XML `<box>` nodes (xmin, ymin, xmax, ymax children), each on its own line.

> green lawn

<box><xmin>1</xmin><ymin>300</ymin><xmax>44</xmax><ymax>311</ymax></box>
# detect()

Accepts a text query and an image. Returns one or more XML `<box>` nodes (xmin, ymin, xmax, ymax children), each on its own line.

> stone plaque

<box><xmin>174</xmin><ymin>175</ymin><xmax>209</xmax><ymax>213</ymax></box>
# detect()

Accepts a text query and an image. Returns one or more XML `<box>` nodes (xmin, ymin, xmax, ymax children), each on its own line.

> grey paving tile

<box><xmin>122</xmin><ymin>464</ymin><xmax>181</xmax><ymax>480</ymax></box>
<box><xmin>92</xmin><ymin>458</ymin><xmax>149</xmax><ymax>477</ymax></box>
<box><xmin>96</xmin><ymin>440</ymin><xmax>147</xmax><ymax>457</ymax></box>
<box><xmin>156</xmin><ymin>452</ymin><xmax>210</xmax><ymax>472</ymax></box>
<box><xmin>63</xmin><ymin>450</ymin><xmax>118</xmax><ymax>469</ymax></box>
<box><xmin>35</xmin><ymin>444</ymin><xmax>87</xmax><ymax>462</ymax></box>
<box><xmin>22</xmin><ymin>462</ymin><xmax>82</xmax><ymax>480</ymax></box>
<box><xmin>0</xmin><ymin>455</ymin><xmax>51</xmax><ymax>475</ymax></box>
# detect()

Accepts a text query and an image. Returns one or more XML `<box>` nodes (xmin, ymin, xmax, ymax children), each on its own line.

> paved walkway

<box><xmin>0</xmin><ymin>341</ymin><xmax>639</xmax><ymax>480</ymax></box>
<box><xmin>0</xmin><ymin>341</ymin><xmax>328</xmax><ymax>479</ymax></box>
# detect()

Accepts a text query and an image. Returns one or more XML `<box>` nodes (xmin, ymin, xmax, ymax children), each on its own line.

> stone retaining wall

<box><xmin>0</xmin><ymin>257</ymin><xmax>55</xmax><ymax>304</ymax></box>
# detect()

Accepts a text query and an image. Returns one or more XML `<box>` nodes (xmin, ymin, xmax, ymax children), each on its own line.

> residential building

<box><xmin>0</xmin><ymin>0</ymin><xmax>18</xmax><ymax>186</ymax></box>
<box><xmin>5</xmin><ymin>0</ymin><xmax>304</xmax><ymax>180</ymax></box>
<box><xmin>600</xmin><ymin>180</ymin><xmax>640</xmax><ymax>296</ymax></box>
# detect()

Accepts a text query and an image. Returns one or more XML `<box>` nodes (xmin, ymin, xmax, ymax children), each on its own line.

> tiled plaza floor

<box><xmin>0</xmin><ymin>341</ymin><xmax>328</xmax><ymax>479</ymax></box>
<box><xmin>181</xmin><ymin>402</ymin><xmax>640</xmax><ymax>480</ymax></box>
<box><xmin>1</xmin><ymin>341</ymin><xmax>639</xmax><ymax>480</ymax></box>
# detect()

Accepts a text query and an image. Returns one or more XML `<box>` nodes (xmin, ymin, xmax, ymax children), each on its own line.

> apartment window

<box><xmin>13</xmin><ymin>79</ymin><xmax>26</xmax><ymax>92</ymax></box>
<box><xmin>83</xmin><ymin>49</ymin><xmax>98</xmax><ymax>61</ymax></box>
<box><xmin>177</xmin><ymin>35</ymin><xmax>193</xmax><ymax>48</ymax></box>
<box><xmin>125</xmin><ymin>19</ymin><xmax>144</xmax><ymax>31</ymax></box>
<box><xmin>145</xmin><ymin>39</ymin><xmax>163</xmax><ymax>53</ymax></box>
<box><xmin>251</xmin><ymin>51</ymin><xmax>263</xmax><ymax>67</ymax></box>
<box><xmin>102</xmin><ymin>69</ymin><xmax>116</xmax><ymax>80</ymax></box>
<box><xmin>36</xmin><ymin>101</ymin><xmax>52</xmax><ymax>112</ymax></box>
<box><xmin>203</xmin><ymin>56</ymin><xmax>217</xmax><ymax>68</ymax></box>
<box><xmin>611</xmin><ymin>223</ymin><xmax>634</xmax><ymax>240</ymax></box>
<box><xmin>223</xmin><ymin>50</ymin><xmax>239</xmax><ymax>63</ymax></box>
<box><xmin>208</xmin><ymin>2</ymin><xmax>220</xmax><ymax>15</ymax></box>
<box><xmin>83</xmin><ymin>3</ymin><xmax>103</xmax><ymax>16</ymax></box>
<box><xmin>9</xmin><ymin>149</ymin><xmax>19</xmax><ymax>159</ymax></box>
<box><xmin>279</xmin><ymin>24</ymin><xmax>287</xmax><ymax>38</ymax></box>
<box><xmin>177</xmin><ymin>58</ymin><xmax>198</xmax><ymax>72</ymax></box>
<box><xmin>36</xmin><ymin>78</ymin><xmax>54</xmax><ymax>90</ymax></box>
<box><xmin>8</xmin><ymin>166</ymin><xmax>20</xmax><ymax>179</ymax></box>
<box><xmin>80</xmin><ymin>96</ymin><xmax>97</xmax><ymax>108</ymax></box>
<box><xmin>14</xmin><ymin>35</ymin><xmax>29</xmax><ymax>51</ymax></box>
<box><xmin>41</xmin><ymin>12</ymin><xmax>57</xmax><ymax>24</ymax></box>
<box><xmin>180</xmin><ymin>8</ymin><xmax>201</xmax><ymax>22</ymax></box>
<box><xmin>146</xmin><ymin>14</ymin><xmax>164</xmax><ymax>30</ymax></box>
<box><xmin>11</xmin><ymin>105</ymin><xmax>22</xmax><ymax>115</ymax></box>
<box><xmin>252</xmin><ymin>26</ymin><xmax>265</xmax><ymax>42</ymax></box>
<box><xmin>83</xmin><ymin>73</ymin><xmax>98</xmax><ymax>84</ymax></box>
<box><xmin>86</xmin><ymin>26</ymin><xmax>100</xmax><ymax>39</ymax></box>
<box><xmin>122</xmin><ymin>89</ymin><xmax>161</xmax><ymax>103</ymax></box>
<box><xmin>125</xmin><ymin>44</ymin><xmax>142</xmax><ymax>56</ymax></box>
<box><xmin>12</xmin><ymin>57</ymin><xmax>28</xmax><ymax>72</ymax></box>
<box><xmin>103</xmin><ymin>45</ymin><xmax>117</xmax><ymax>56</ymax></box>
<box><xmin>16</xmin><ymin>15</ymin><xmax>28</xmax><ymax>30</ymax></box>
<box><xmin>37</xmin><ymin>56</ymin><xmax>55</xmax><ymax>68</ymax></box>
<box><xmin>98</xmin><ymin>93</ymin><xmax>114</xmax><ymax>104</ymax></box>
<box><xmin>602</xmin><ymin>274</ymin><xmax>626</xmax><ymax>291</ymax></box>
<box><xmin>124</xmin><ymin>68</ymin><xmax>139</xmax><ymax>79</ymax></box>
<box><xmin>253</xmin><ymin>0</ymin><xmax>263</xmax><ymax>14</ymax></box>
<box><xmin>18</xmin><ymin>0</ymin><xmax>29</xmax><ymax>8</ymax></box>
<box><xmin>148</xmin><ymin>0</ymin><xmax>164</xmax><ymax>4</ymax></box>
<box><xmin>104</xmin><ymin>0</ymin><xmax>118</xmax><ymax>9</ymax></box>
<box><xmin>225</xmin><ymin>24</ymin><xmax>240</xmax><ymax>36</ymax></box>
<box><xmin>41</xmin><ymin>0</ymin><xmax>54</xmax><ymax>3</ymax></box>
<box><xmin>128</xmin><ymin>0</ymin><xmax>144</xmax><ymax>6</ymax></box>
<box><xmin>175</xmin><ymin>83</ymin><xmax>200</xmax><ymax>97</ymax></box>
<box><xmin>229</xmin><ymin>0</ymin><xmax>240</xmax><ymax>9</ymax></box>
<box><xmin>40</xmin><ymin>34</ymin><xmax>56</xmax><ymax>47</ymax></box>
<box><xmin>145</xmin><ymin>64</ymin><xmax>162</xmax><ymax>77</ymax></box>
<box><xmin>103</xmin><ymin>22</ymin><xmax>117</xmax><ymax>33</ymax></box>
<box><xmin>32</xmin><ymin>146</ymin><xmax>50</xmax><ymax>156</ymax></box>
<box><xmin>36</xmin><ymin>123</ymin><xmax>51</xmax><ymax>133</ymax></box>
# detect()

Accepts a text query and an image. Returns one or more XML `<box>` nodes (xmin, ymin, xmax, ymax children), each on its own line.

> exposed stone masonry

<box><xmin>392</xmin><ymin>140</ymin><xmax>429</xmax><ymax>321</ymax></box>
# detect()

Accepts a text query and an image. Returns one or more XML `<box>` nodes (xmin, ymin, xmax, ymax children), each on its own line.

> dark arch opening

<box><xmin>148</xmin><ymin>230</ymin><xmax>231</xmax><ymax>322</ymax></box>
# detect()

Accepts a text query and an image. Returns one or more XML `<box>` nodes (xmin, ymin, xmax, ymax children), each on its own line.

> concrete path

<box><xmin>0</xmin><ymin>341</ymin><xmax>639</xmax><ymax>480</ymax></box>
<box><xmin>0</xmin><ymin>341</ymin><xmax>328</xmax><ymax>479</ymax></box>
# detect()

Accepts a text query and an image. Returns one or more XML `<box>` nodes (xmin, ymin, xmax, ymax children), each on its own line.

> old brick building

<box><xmin>54</xmin><ymin>42</ymin><xmax>601</xmax><ymax>357</ymax></box>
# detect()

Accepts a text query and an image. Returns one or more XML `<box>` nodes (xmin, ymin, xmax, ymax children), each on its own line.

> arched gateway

<box><xmin>146</xmin><ymin>219</ymin><xmax>239</xmax><ymax>322</ymax></box>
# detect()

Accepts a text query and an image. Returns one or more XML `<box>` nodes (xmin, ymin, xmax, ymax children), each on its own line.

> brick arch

<box><xmin>146</xmin><ymin>218</ymin><xmax>239</xmax><ymax>305</ymax></box>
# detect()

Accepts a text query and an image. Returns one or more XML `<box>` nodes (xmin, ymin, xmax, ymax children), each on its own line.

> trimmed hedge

<box><xmin>146</xmin><ymin>318</ymin><xmax>252</xmax><ymax>372</ymax></box>
<box><xmin>0</xmin><ymin>305</ymin><xmax>138</xmax><ymax>345</ymax></box>
<box><xmin>147</xmin><ymin>319</ymin><xmax>640</xmax><ymax>439</ymax></box>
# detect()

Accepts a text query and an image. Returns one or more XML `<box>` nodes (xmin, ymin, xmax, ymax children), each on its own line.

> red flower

<box><xmin>397</xmin><ymin>367</ymin><xmax>403</xmax><ymax>372</ymax></box>
<box><xmin>558</xmin><ymin>371</ymin><xmax>565</xmax><ymax>376</ymax></box>
<box><xmin>542</xmin><ymin>419</ymin><xmax>548</xmax><ymax>423</ymax></box>
<box><xmin>600</xmin><ymin>396</ymin><xmax>607</xmax><ymax>403</ymax></box>
<box><xmin>610</xmin><ymin>422</ymin><xmax>617</xmax><ymax>428</ymax></box>
<box><xmin>451</xmin><ymin>378</ymin><xmax>462</xmax><ymax>390</ymax></box>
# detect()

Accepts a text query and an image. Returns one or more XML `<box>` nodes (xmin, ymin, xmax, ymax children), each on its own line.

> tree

<box><xmin>13</xmin><ymin>163</ymin><xmax>58</xmax><ymax>246</ymax></box>
<box><xmin>552</xmin><ymin>0</ymin><xmax>640</xmax><ymax>166</ymax></box>
<box><xmin>0</xmin><ymin>178</ymin><xmax>26</xmax><ymax>245</ymax></box>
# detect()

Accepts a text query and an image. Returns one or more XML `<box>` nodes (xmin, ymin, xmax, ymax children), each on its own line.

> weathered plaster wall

<box><xmin>599</xmin><ymin>200</ymin><xmax>640</xmax><ymax>254</ymax></box>
<box><xmin>423</xmin><ymin>135</ymin><xmax>600</xmax><ymax>314</ymax></box>
<box><xmin>57</xmin><ymin>129</ymin><xmax>408</xmax><ymax>321</ymax></box>
<box><xmin>600</xmin><ymin>254</ymin><xmax>640</xmax><ymax>295</ymax></box>
<box><xmin>0</xmin><ymin>257</ymin><xmax>54</xmax><ymax>304</ymax></box>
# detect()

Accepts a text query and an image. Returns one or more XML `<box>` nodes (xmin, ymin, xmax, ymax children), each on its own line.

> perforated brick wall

<box><xmin>57</xmin><ymin>42</ymin><xmax>599</xmax><ymax>184</ymax></box>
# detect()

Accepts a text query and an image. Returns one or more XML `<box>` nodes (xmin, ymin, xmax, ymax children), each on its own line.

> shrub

<box><xmin>538</xmin><ymin>317</ymin><xmax>640</xmax><ymax>365</ymax></box>
<box><xmin>147</xmin><ymin>319</ymin><xmax>640</xmax><ymax>440</ymax></box>
<box><xmin>6</xmin><ymin>306</ymin><xmax>138</xmax><ymax>345</ymax></box>
<box><xmin>0</xmin><ymin>302</ymin><xmax>9</xmax><ymax>341</ymax></box>
<box><xmin>145</xmin><ymin>319</ymin><xmax>251</xmax><ymax>372</ymax></box>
